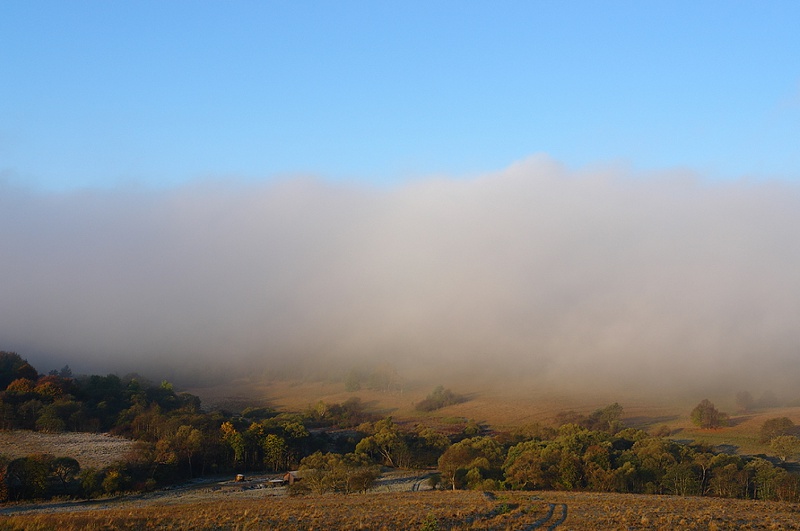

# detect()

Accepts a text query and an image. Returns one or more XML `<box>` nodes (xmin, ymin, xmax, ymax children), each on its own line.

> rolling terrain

<box><xmin>188</xmin><ymin>377</ymin><xmax>800</xmax><ymax>457</ymax></box>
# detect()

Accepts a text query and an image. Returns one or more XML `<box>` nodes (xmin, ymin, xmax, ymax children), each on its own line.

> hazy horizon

<box><xmin>3</xmin><ymin>156</ymin><xmax>799</xmax><ymax>398</ymax></box>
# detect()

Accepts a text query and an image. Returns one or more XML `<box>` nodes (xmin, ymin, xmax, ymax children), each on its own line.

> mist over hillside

<box><xmin>2</xmin><ymin>156</ymin><xmax>799</xmax><ymax>396</ymax></box>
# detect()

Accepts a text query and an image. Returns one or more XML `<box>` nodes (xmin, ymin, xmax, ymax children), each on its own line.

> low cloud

<box><xmin>2</xmin><ymin>155</ymin><xmax>799</xmax><ymax>395</ymax></box>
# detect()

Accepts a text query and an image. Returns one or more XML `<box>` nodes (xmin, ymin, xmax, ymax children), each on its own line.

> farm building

<box><xmin>283</xmin><ymin>471</ymin><xmax>302</xmax><ymax>485</ymax></box>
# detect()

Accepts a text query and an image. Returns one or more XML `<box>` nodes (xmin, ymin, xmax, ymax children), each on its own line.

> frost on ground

<box><xmin>0</xmin><ymin>431</ymin><xmax>134</xmax><ymax>469</ymax></box>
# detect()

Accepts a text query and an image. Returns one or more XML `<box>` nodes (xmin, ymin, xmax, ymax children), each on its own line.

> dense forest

<box><xmin>2</xmin><ymin>350</ymin><xmax>800</xmax><ymax>504</ymax></box>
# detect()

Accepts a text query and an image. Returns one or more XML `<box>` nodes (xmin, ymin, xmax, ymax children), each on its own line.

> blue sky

<box><xmin>3</xmin><ymin>2</ymin><xmax>800</xmax><ymax>389</ymax></box>
<box><xmin>1</xmin><ymin>1</ymin><xmax>799</xmax><ymax>191</ymax></box>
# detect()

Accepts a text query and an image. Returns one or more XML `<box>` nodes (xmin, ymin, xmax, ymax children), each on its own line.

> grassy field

<box><xmin>188</xmin><ymin>377</ymin><xmax>689</xmax><ymax>426</ymax></box>
<box><xmin>0</xmin><ymin>431</ymin><xmax>134</xmax><ymax>469</ymax></box>
<box><xmin>3</xmin><ymin>489</ymin><xmax>800</xmax><ymax>530</ymax></box>
<box><xmin>655</xmin><ymin>406</ymin><xmax>800</xmax><ymax>457</ymax></box>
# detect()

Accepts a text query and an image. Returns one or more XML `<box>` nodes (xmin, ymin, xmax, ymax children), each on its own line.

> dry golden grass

<box><xmin>654</xmin><ymin>406</ymin><xmax>800</xmax><ymax>456</ymax></box>
<box><xmin>188</xmin><ymin>377</ymin><xmax>800</xmax><ymax>454</ymax></box>
<box><xmin>188</xmin><ymin>377</ymin><xmax>691</xmax><ymax>428</ymax></box>
<box><xmin>4</xmin><ymin>490</ymin><xmax>800</xmax><ymax>530</ymax></box>
<box><xmin>180</xmin><ymin>378</ymin><xmax>800</xmax><ymax>474</ymax></box>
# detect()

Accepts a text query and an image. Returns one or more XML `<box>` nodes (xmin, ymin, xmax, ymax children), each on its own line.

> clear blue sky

<box><xmin>2</xmin><ymin>1</ymin><xmax>799</xmax><ymax>190</ymax></box>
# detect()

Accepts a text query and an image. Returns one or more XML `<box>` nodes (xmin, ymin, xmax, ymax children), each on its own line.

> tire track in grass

<box><xmin>413</xmin><ymin>473</ymin><xmax>434</xmax><ymax>492</ymax></box>
<box><xmin>525</xmin><ymin>502</ymin><xmax>568</xmax><ymax>530</ymax></box>
<box><xmin>547</xmin><ymin>503</ymin><xmax>567</xmax><ymax>530</ymax></box>
<box><xmin>526</xmin><ymin>503</ymin><xmax>555</xmax><ymax>529</ymax></box>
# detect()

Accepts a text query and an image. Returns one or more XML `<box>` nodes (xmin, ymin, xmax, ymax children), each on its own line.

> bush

<box><xmin>287</xmin><ymin>481</ymin><xmax>311</xmax><ymax>497</ymax></box>
<box><xmin>420</xmin><ymin>513</ymin><xmax>439</xmax><ymax>531</ymax></box>
<box><xmin>416</xmin><ymin>386</ymin><xmax>465</xmax><ymax>412</ymax></box>
<box><xmin>102</xmin><ymin>469</ymin><xmax>126</xmax><ymax>494</ymax></box>
<box><xmin>79</xmin><ymin>468</ymin><xmax>103</xmax><ymax>499</ymax></box>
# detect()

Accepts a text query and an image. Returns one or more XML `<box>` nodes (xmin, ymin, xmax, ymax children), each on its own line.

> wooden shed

<box><xmin>283</xmin><ymin>471</ymin><xmax>301</xmax><ymax>485</ymax></box>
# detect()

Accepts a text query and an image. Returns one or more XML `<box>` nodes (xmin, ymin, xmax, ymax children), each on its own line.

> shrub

<box><xmin>287</xmin><ymin>481</ymin><xmax>311</xmax><ymax>497</ymax></box>
<box><xmin>79</xmin><ymin>468</ymin><xmax>103</xmax><ymax>499</ymax></box>
<box><xmin>415</xmin><ymin>386</ymin><xmax>465</xmax><ymax>412</ymax></box>
<box><xmin>420</xmin><ymin>513</ymin><xmax>439</xmax><ymax>531</ymax></box>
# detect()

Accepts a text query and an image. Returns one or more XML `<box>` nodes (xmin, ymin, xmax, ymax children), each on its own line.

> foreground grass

<box><xmin>3</xmin><ymin>490</ymin><xmax>800</xmax><ymax>530</ymax></box>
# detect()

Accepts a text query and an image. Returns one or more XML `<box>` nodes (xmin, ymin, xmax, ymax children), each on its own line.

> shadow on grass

<box><xmin>726</xmin><ymin>415</ymin><xmax>755</xmax><ymax>427</ymax></box>
<box><xmin>623</xmin><ymin>415</ymin><xmax>680</xmax><ymax>429</ymax></box>
<box><xmin>361</xmin><ymin>400</ymin><xmax>397</xmax><ymax>417</ymax></box>
<box><xmin>714</xmin><ymin>444</ymin><xmax>740</xmax><ymax>455</ymax></box>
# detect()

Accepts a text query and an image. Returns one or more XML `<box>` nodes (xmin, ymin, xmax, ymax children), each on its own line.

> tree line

<box><xmin>440</xmin><ymin>426</ymin><xmax>800</xmax><ymax>501</ymax></box>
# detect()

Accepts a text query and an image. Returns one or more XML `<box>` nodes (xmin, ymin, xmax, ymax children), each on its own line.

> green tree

<box><xmin>337</xmin><ymin>452</ymin><xmax>379</xmax><ymax>494</ymax></box>
<box><xmin>355</xmin><ymin>417</ymin><xmax>408</xmax><ymax>468</ymax></box>
<box><xmin>438</xmin><ymin>437</ymin><xmax>504</xmax><ymax>490</ymax></box>
<box><xmin>759</xmin><ymin>417</ymin><xmax>795</xmax><ymax>443</ymax></box>
<box><xmin>409</xmin><ymin>425</ymin><xmax>450</xmax><ymax>467</ymax></box>
<box><xmin>585</xmin><ymin>403</ymin><xmax>624</xmax><ymax>433</ymax></box>
<box><xmin>438</xmin><ymin>442</ymin><xmax>474</xmax><ymax>490</ymax></box>
<box><xmin>17</xmin><ymin>399</ymin><xmax>44</xmax><ymax>430</ymax></box>
<box><xmin>6</xmin><ymin>455</ymin><xmax>51</xmax><ymax>500</ymax></box>
<box><xmin>690</xmin><ymin>399</ymin><xmax>728</xmax><ymax>429</ymax></box>
<box><xmin>171</xmin><ymin>425</ymin><xmax>203</xmax><ymax>476</ymax></box>
<box><xmin>747</xmin><ymin>458</ymin><xmax>782</xmax><ymax>500</ymax></box>
<box><xmin>263</xmin><ymin>433</ymin><xmax>288</xmax><ymax>471</ymax></box>
<box><xmin>36</xmin><ymin>405</ymin><xmax>66</xmax><ymax>433</ymax></box>
<box><xmin>102</xmin><ymin>468</ymin><xmax>126</xmax><ymax>494</ymax></box>
<box><xmin>298</xmin><ymin>451</ymin><xmax>341</xmax><ymax>494</ymax></box>
<box><xmin>51</xmin><ymin>456</ymin><xmax>80</xmax><ymax>493</ymax></box>
<box><xmin>504</xmin><ymin>441</ymin><xmax>555</xmax><ymax>490</ymax></box>
<box><xmin>706</xmin><ymin>453</ymin><xmax>747</xmax><ymax>498</ymax></box>
<box><xmin>663</xmin><ymin>462</ymin><xmax>700</xmax><ymax>496</ymax></box>
<box><xmin>221</xmin><ymin>421</ymin><xmax>245</xmax><ymax>468</ymax></box>
<box><xmin>770</xmin><ymin>435</ymin><xmax>800</xmax><ymax>462</ymax></box>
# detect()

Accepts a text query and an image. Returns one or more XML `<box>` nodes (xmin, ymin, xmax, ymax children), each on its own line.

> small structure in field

<box><xmin>235</xmin><ymin>474</ymin><xmax>245</xmax><ymax>482</ymax></box>
<box><xmin>283</xmin><ymin>470</ymin><xmax>308</xmax><ymax>485</ymax></box>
